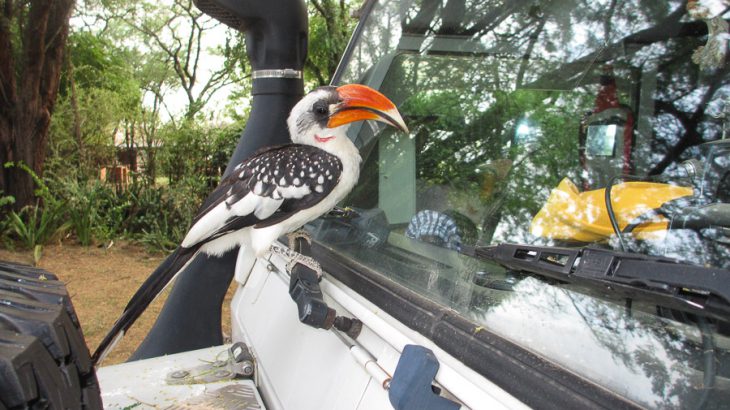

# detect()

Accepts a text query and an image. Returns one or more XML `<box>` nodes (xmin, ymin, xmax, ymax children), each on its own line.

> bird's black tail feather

<box><xmin>92</xmin><ymin>245</ymin><xmax>200</xmax><ymax>365</ymax></box>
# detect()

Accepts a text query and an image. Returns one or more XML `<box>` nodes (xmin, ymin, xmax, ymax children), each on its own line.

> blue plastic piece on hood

<box><xmin>388</xmin><ymin>345</ymin><xmax>461</xmax><ymax>410</ymax></box>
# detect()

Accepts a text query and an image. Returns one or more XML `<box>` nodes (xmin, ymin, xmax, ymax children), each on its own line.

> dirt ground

<box><xmin>0</xmin><ymin>241</ymin><xmax>235</xmax><ymax>366</ymax></box>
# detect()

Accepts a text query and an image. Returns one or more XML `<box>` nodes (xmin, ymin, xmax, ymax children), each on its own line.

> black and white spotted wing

<box><xmin>181</xmin><ymin>144</ymin><xmax>343</xmax><ymax>248</ymax></box>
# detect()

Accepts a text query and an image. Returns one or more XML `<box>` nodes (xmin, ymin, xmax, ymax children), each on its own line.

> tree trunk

<box><xmin>0</xmin><ymin>0</ymin><xmax>76</xmax><ymax>210</ymax></box>
<box><xmin>0</xmin><ymin>0</ymin><xmax>19</xmax><ymax>201</ymax></box>
<box><xmin>67</xmin><ymin>54</ymin><xmax>85</xmax><ymax>171</ymax></box>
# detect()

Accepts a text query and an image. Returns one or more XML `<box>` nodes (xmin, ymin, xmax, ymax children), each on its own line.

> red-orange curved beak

<box><xmin>328</xmin><ymin>84</ymin><xmax>409</xmax><ymax>133</ymax></box>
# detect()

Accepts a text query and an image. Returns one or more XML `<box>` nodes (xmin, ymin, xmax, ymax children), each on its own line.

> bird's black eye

<box><xmin>313</xmin><ymin>101</ymin><xmax>329</xmax><ymax>116</ymax></box>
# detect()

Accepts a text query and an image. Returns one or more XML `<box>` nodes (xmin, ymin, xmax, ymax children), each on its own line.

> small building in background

<box><xmin>99</xmin><ymin>128</ymin><xmax>162</xmax><ymax>190</ymax></box>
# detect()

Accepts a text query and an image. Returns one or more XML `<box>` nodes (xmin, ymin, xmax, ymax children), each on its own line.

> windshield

<box><xmin>319</xmin><ymin>0</ymin><xmax>730</xmax><ymax>407</ymax></box>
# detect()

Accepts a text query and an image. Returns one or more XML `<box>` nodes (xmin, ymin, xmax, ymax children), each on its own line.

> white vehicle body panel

<box><xmin>230</xmin><ymin>253</ymin><xmax>528</xmax><ymax>410</ymax></box>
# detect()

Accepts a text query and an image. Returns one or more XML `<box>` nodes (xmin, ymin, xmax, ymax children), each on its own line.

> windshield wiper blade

<box><xmin>473</xmin><ymin>244</ymin><xmax>730</xmax><ymax>319</ymax></box>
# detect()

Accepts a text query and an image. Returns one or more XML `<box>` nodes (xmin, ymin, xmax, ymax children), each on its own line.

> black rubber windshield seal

<box><xmin>309</xmin><ymin>241</ymin><xmax>640</xmax><ymax>410</ymax></box>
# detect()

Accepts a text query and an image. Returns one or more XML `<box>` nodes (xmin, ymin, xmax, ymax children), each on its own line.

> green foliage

<box><xmin>2</xmin><ymin>163</ymin><xmax>70</xmax><ymax>253</ymax></box>
<box><xmin>51</xmin><ymin>174</ymin><xmax>209</xmax><ymax>250</ymax></box>
<box><xmin>125</xmin><ymin>180</ymin><xmax>202</xmax><ymax>251</ymax></box>
<box><xmin>49</xmin><ymin>88</ymin><xmax>122</xmax><ymax>173</ymax></box>
<box><xmin>158</xmin><ymin>120</ymin><xmax>242</xmax><ymax>186</ymax></box>
<box><xmin>0</xmin><ymin>161</ymin><xmax>211</xmax><ymax>252</ymax></box>
<box><xmin>5</xmin><ymin>106</ymin><xmax>241</xmax><ymax>253</ymax></box>
<box><xmin>0</xmin><ymin>191</ymin><xmax>15</xmax><ymax>208</ymax></box>
<box><xmin>306</xmin><ymin>0</ymin><xmax>357</xmax><ymax>86</ymax></box>
<box><xmin>0</xmin><ymin>192</ymin><xmax>16</xmax><ymax>247</ymax></box>
<box><xmin>7</xmin><ymin>202</ymin><xmax>69</xmax><ymax>252</ymax></box>
<box><xmin>49</xmin><ymin>31</ymin><xmax>142</xmax><ymax>180</ymax></box>
<box><xmin>50</xmin><ymin>178</ymin><xmax>121</xmax><ymax>245</ymax></box>
<box><xmin>95</xmin><ymin>0</ymin><xmax>248</xmax><ymax>120</ymax></box>
<box><xmin>63</xmin><ymin>31</ymin><xmax>141</xmax><ymax>111</ymax></box>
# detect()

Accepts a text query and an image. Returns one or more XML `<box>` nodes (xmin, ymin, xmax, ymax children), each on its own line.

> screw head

<box><xmin>241</xmin><ymin>361</ymin><xmax>254</xmax><ymax>376</ymax></box>
<box><xmin>170</xmin><ymin>370</ymin><xmax>189</xmax><ymax>379</ymax></box>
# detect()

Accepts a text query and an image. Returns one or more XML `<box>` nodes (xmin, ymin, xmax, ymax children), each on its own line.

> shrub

<box><xmin>158</xmin><ymin>120</ymin><xmax>241</xmax><ymax>188</ymax></box>
<box><xmin>50</xmin><ymin>177</ymin><xmax>127</xmax><ymax>245</ymax></box>
<box><xmin>122</xmin><ymin>176</ymin><xmax>208</xmax><ymax>251</ymax></box>
<box><xmin>2</xmin><ymin>163</ymin><xmax>70</xmax><ymax>256</ymax></box>
<box><xmin>6</xmin><ymin>200</ymin><xmax>69</xmax><ymax>250</ymax></box>
<box><xmin>1</xmin><ymin>120</ymin><xmax>241</xmax><ymax>253</ymax></box>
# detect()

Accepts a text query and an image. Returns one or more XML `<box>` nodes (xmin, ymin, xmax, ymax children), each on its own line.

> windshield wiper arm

<box><xmin>472</xmin><ymin>244</ymin><xmax>730</xmax><ymax>319</ymax></box>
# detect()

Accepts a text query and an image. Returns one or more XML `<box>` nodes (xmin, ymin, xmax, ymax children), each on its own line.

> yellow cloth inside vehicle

<box><xmin>531</xmin><ymin>178</ymin><xmax>693</xmax><ymax>242</ymax></box>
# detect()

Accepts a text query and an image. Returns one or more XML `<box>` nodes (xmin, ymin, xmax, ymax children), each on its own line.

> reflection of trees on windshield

<box><xmin>561</xmin><ymin>291</ymin><xmax>697</xmax><ymax>407</ymax></box>
<box><xmin>376</xmin><ymin>52</ymin><xmax>591</xmax><ymax>244</ymax></box>
<box><xmin>400</xmin><ymin>1</ymin><xmax>725</xmax><ymax>164</ymax></box>
<box><xmin>353</xmin><ymin>0</ymin><xmax>729</xmax><ymax>177</ymax></box>
<box><xmin>477</xmin><ymin>277</ymin><xmax>725</xmax><ymax>408</ymax></box>
<box><xmin>342</xmin><ymin>0</ymin><xmax>730</xmax><ymax>266</ymax></box>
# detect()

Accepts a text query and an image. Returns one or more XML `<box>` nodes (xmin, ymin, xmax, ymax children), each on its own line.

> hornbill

<box><xmin>92</xmin><ymin>84</ymin><xmax>408</xmax><ymax>364</ymax></box>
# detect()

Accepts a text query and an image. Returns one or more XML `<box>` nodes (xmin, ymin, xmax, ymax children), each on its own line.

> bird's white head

<box><xmin>287</xmin><ymin>84</ymin><xmax>408</xmax><ymax>152</ymax></box>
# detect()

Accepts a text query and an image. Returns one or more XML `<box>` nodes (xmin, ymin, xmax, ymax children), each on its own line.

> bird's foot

<box><xmin>287</xmin><ymin>230</ymin><xmax>312</xmax><ymax>250</ymax></box>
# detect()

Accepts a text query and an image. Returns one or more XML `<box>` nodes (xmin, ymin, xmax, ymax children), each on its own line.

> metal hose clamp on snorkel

<box><xmin>252</xmin><ymin>69</ymin><xmax>303</xmax><ymax>79</ymax></box>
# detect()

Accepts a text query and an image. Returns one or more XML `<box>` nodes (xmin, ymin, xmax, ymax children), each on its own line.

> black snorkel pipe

<box><xmin>130</xmin><ymin>0</ymin><xmax>307</xmax><ymax>360</ymax></box>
